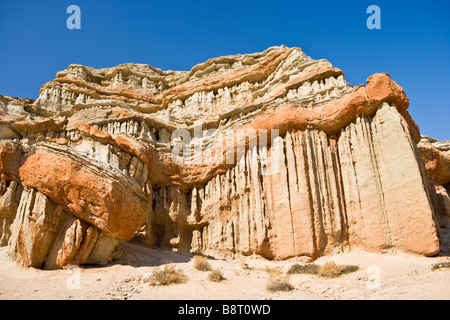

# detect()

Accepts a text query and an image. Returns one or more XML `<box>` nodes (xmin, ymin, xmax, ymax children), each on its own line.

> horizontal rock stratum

<box><xmin>0</xmin><ymin>46</ymin><xmax>448</xmax><ymax>269</ymax></box>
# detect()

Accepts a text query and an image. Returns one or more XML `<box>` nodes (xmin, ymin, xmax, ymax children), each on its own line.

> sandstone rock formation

<box><xmin>418</xmin><ymin>136</ymin><xmax>450</xmax><ymax>228</ymax></box>
<box><xmin>0</xmin><ymin>46</ymin><xmax>446</xmax><ymax>268</ymax></box>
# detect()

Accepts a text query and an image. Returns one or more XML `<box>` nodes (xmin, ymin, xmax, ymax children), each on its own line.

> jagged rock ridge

<box><xmin>0</xmin><ymin>46</ymin><xmax>447</xmax><ymax>268</ymax></box>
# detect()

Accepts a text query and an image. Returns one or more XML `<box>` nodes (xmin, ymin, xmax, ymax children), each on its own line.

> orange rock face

<box><xmin>19</xmin><ymin>147</ymin><xmax>151</xmax><ymax>241</ymax></box>
<box><xmin>418</xmin><ymin>138</ymin><xmax>450</xmax><ymax>186</ymax></box>
<box><xmin>0</xmin><ymin>46</ymin><xmax>445</xmax><ymax>268</ymax></box>
<box><xmin>0</xmin><ymin>141</ymin><xmax>22</xmax><ymax>179</ymax></box>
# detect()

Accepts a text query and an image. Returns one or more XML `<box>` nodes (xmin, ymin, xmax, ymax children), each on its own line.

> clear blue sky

<box><xmin>0</xmin><ymin>0</ymin><xmax>448</xmax><ymax>140</ymax></box>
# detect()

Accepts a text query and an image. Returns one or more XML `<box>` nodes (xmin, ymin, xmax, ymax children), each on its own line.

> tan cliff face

<box><xmin>0</xmin><ymin>46</ymin><xmax>447</xmax><ymax>269</ymax></box>
<box><xmin>417</xmin><ymin>136</ymin><xmax>450</xmax><ymax>229</ymax></box>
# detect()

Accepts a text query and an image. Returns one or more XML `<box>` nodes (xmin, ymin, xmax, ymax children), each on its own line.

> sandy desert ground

<box><xmin>1</xmin><ymin>227</ymin><xmax>449</xmax><ymax>300</ymax></box>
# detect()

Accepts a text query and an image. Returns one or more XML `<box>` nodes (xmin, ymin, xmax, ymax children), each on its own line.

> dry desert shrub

<box><xmin>287</xmin><ymin>263</ymin><xmax>320</xmax><ymax>275</ymax></box>
<box><xmin>288</xmin><ymin>261</ymin><xmax>359</xmax><ymax>278</ymax></box>
<box><xmin>318</xmin><ymin>262</ymin><xmax>359</xmax><ymax>278</ymax></box>
<box><xmin>193</xmin><ymin>255</ymin><xmax>212</xmax><ymax>271</ymax></box>
<box><xmin>148</xmin><ymin>264</ymin><xmax>188</xmax><ymax>286</ymax></box>
<box><xmin>208</xmin><ymin>269</ymin><xmax>225</xmax><ymax>282</ymax></box>
<box><xmin>266</xmin><ymin>275</ymin><xmax>294</xmax><ymax>292</ymax></box>
<box><xmin>317</xmin><ymin>261</ymin><xmax>345</xmax><ymax>278</ymax></box>
<box><xmin>264</xmin><ymin>266</ymin><xmax>283</xmax><ymax>277</ymax></box>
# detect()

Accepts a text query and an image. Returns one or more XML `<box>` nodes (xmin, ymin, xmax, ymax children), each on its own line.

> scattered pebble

<box><xmin>407</xmin><ymin>269</ymin><xmax>418</xmax><ymax>276</ymax></box>
<box><xmin>141</xmin><ymin>273</ymin><xmax>152</xmax><ymax>283</ymax></box>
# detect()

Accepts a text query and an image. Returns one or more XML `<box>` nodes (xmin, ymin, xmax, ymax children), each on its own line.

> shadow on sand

<box><xmin>112</xmin><ymin>242</ymin><xmax>194</xmax><ymax>268</ymax></box>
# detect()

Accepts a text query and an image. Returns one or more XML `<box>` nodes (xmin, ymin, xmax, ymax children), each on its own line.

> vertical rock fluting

<box><xmin>7</xmin><ymin>188</ymin><xmax>118</xmax><ymax>268</ymax></box>
<box><xmin>338</xmin><ymin>103</ymin><xmax>439</xmax><ymax>255</ymax></box>
<box><xmin>0</xmin><ymin>46</ymin><xmax>444</xmax><ymax>268</ymax></box>
<box><xmin>173</xmin><ymin>102</ymin><xmax>439</xmax><ymax>259</ymax></box>
<box><xmin>0</xmin><ymin>141</ymin><xmax>23</xmax><ymax>246</ymax></box>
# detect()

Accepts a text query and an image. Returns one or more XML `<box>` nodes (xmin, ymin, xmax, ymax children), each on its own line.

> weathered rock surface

<box><xmin>418</xmin><ymin>136</ymin><xmax>450</xmax><ymax>228</ymax></box>
<box><xmin>0</xmin><ymin>46</ymin><xmax>445</xmax><ymax>268</ymax></box>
